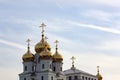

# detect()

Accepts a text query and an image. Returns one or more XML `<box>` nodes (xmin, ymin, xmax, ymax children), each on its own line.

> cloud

<box><xmin>0</xmin><ymin>39</ymin><xmax>25</xmax><ymax>49</ymax></box>
<box><xmin>66</xmin><ymin>20</ymin><xmax>120</xmax><ymax>34</ymax></box>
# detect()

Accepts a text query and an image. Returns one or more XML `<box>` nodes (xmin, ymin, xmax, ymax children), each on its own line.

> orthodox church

<box><xmin>19</xmin><ymin>23</ymin><xmax>103</xmax><ymax>80</ymax></box>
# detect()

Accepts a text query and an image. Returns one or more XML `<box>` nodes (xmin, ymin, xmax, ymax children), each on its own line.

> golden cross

<box><xmin>71</xmin><ymin>56</ymin><xmax>75</xmax><ymax>66</ymax></box>
<box><xmin>97</xmin><ymin>66</ymin><xmax>100</xmax><ymax>73</ymax></box>
<box><xmin>26</xmin><ymin>38</ymin><xmax>31</xmax><ymax>47</ymax></box>
<box><xmin>55</xmin><ymin>40</ymin><xmax>59</xmax><ymax>48</ymax></box>
<box><xmin>40</xmin><ymin>22</ymin><xmax>46</xmax><ymax>34</ymax></box>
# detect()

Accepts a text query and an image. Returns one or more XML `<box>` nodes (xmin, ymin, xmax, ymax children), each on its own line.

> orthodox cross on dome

<box><xmin>39</xmin><ymin>22</ymin><xmax>46</xmax><ymax>35</ymax></box>
<box><xmin>97</xmin><ymin>66</ymin><xmax>100</xmax><ymax>73</ymax></box>
<box><xmin>26</xmin><ymin>39</ymin><xmax>31</xmax><ymax>52</ymax></box>
<box><xmin>71</xmin><ymin>56</ymin><xmax>76</xmax><ymax>67</ymax></box>
<box><xmin>26</xmin><ymin>39</ymin><xmax>30</xmax><ymax>47</ymax></box>
<box><xmin>55</xmin><ymin>40</ymin><xmax>59</xmax><ymax>48</ymax></box>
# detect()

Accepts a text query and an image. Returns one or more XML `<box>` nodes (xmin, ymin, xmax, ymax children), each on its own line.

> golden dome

<box><xmin>22</xmin><ymin>51</ymin><xmax>34</xmax><ymax>62</ymax></box>
<box><xmin>22</xmin><ymin>39</ymin><xmax>34</xmax><ymax>62</ymax></box>
<box><xmin>53</xmin><ymin>51</ymin><xmax>63</xmax><ymax>62</ymax></box>
<box><xmin>39</xmin><ymin>46</ymin><xmax>52</xmax><ymax>59</ymax></box>
<box><xmin>96</xmin><ymin>73</ymin><xmax>102</xmax><ymax>80</ymax></box>
<box><xmin>53</xmin><ymin>40</ymin><xmax>63</xmax><ymax>62</ymax></box>
<box><xmin>35</xmin><ymin>38</ymin><xmax>51</xmax><ymax>53</ymax></box>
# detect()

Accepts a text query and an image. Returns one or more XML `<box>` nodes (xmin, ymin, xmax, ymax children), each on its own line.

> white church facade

<box><xmin>19</xmin><ymin>23</ymin><xmax>103</xmax><ymax>80</ymax></box>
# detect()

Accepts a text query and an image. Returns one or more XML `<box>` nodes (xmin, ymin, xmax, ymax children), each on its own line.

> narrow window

<box><xmin>38</xmin><ymin>57</ymin><xmax>40</xmax><ymax>62</ymax></box>
<box><xmin>82</xmin><ymin>76</ymin><xmax>84</xmax><ymax>80</ymax></box>
<box><xmin>41</xmin><ymin>76</ymin><xmax>44</xmax><ymax>80</ymax></box>
<box><xmin>24</xmin><ymin>78</ymin><xmax>26</xmax><ymax>80</ymax></box>
<box><xmin>53</xmin><ymin>67</ymin><xmax>56</xmax><ymax>71</ymax></box>
<box><xmin>85</xmin><ymin>77</ymin><xmax>87</xmax><ymax>80</ymax></box>
<box><xmin>32</xmin><ymin>66</ymin><xmax>34</xmax><ymax>71</ymax></box>
<box><xmin>50</xmin><ymin>64</ymin><xmax>52</xmax><ymax>68</ymax></box>
<box><xmin>42</xmin><ymin>64</ymin><xmax>44</xmax><ymax>69</ymax></box>
<box><xmin>60</xmin><ymin>67</ymin><xmax>62</xmax><ymax>71</ymax></box>
<box><xmin>51</xmin><ymin>76</ymin><xmax>53</xmax><ymax>80</ymax></box>
<box><xmin>88</xmin><ymin>78</ymin><xmax>90</xmax><ymax>80</ymax></box>
<box><xmin>24</xmin><ymin>66</ymin><xmax>27</xmax><ymax>71</ymax></box>
<box><xmin>69</xmin><ymin>76</ymin><xmax>72</xmax><ymax>80</ymax></box>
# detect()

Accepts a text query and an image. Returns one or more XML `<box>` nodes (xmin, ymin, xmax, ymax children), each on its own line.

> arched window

<box><xmin>24</xmin><ymin>66</ymin><xmax>27</xmax><ymax>71</ymax></box>
<box><xmin>42</xmin><ymin>64</ymin><xmax>44</xmax><ymax>69</ymax></box>
<box><xmin>82</xmin><ymin>76</ymin><xmax>84</xmax><ymax>80</ymax></box>
<box><xmin>88</xmin><ymin>78</ymin><xmax>90</xmax><ymax>80</ymax></box>
<box><xmin>24</xmin><ymin>78</ymin><xmax>26</xmax><ymax>80</ymax></box>
<box><xmin>41</xmin><ymin>76</ymin><xmax>44</xmax><ymax>80</ymax></box>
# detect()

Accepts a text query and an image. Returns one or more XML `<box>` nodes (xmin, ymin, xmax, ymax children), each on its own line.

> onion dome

<box><xmin>39</xmin><ymin>45</ymin><xmax>52</xmax><ymax>60</ymax></box>
<box><xmin>53</xmin><ymin>40</ymin><xmax>63</xmax><ymax>62</ymax></box>
<box><xmin>35</xmin><ymin>23</ymin><xmax>51</xmax><ymax>53</ymax></box>
<box><xmin>96</xmin><ymin>66</ymin><xmax>103</xmax><ymax>80</ymax></box>
<box><xmin>35</xmin><ymin>36</ymin><xmax>51</xmax><ymax>53</ymax></box>
<box><xmin>22</xmin><ymin>39</ymin><xmax>34</xmax><ymax>62</ymax></box>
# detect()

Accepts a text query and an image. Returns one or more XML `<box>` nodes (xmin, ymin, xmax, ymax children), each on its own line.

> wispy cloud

<box><xmin>0</xmin><ymin>39</ymin><xmax>25</xmax><ymax>49</ymax></box>
<box><xmin>67</xmin><ymin>20</ymin><xmax>120</xmax><ymax>34</ymax></box>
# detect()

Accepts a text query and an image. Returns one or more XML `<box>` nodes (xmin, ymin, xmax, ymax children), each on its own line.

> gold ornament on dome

<box><xmin>22</xmin><ymin>39</ymin><xmax>34</xmax><ymax>62</ymax></box>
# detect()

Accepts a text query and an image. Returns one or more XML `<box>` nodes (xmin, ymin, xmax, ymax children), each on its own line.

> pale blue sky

<box><xmin>0</xmin><ymin>0</ymin><xmax>120</xmax><ymax>80</ymax></box>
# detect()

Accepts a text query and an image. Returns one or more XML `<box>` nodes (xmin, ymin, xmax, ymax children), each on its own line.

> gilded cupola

<box><xmin>53</xmin><ymin>40</ymin><xmax>63</xmax><ymax>62</ymax></box>
<box><xmin>35</xmin><ymin>23</ymin><xmax>51</xmax><ymax>53</ymax></box>
<box><xmin>96</xmin><ymin>66</ymin><xmax>103</xmax><ymax>80</ymax></box>
<box><xmin>22</xmin><ymin>39</ymin><xmax>34</xmax><ymax>62</ymax></box>
<box><xmin>39</xmin><ymin>44</ymin><xmax>53</xmax><ymax>59</ymax></box>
